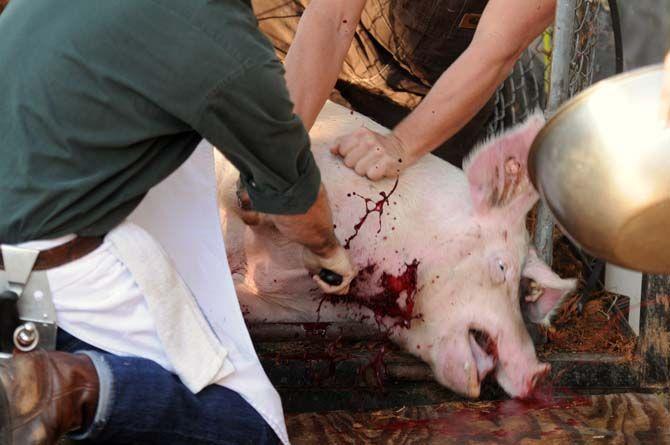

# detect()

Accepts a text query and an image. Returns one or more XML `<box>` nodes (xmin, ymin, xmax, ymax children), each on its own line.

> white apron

<box><xmin>127</xmin><ymin>141</ymin><xmax>289</xmax><ymax>444</ymax></box>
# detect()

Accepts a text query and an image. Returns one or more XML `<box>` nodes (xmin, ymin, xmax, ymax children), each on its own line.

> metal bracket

<box><xmin>0</xmin><ymin>246</ymin><xmax>57</xmax><ymax>352</ymax></box>
<box><xmin>1</xmin><ymin>245</ymin><xmax>39</xmax><ymax>297</ymax></box>
<box><xmin>3</xmin><ymin>271</ymin><xmax>57</xmax><ymax>351</ymax></box>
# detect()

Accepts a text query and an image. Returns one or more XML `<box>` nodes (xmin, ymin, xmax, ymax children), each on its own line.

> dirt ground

<box><xmin>537</xmin><ymin>233</ymin><xmax>637</xmax><ymax>357</ymax></box>
<box><xmin>526</xmin><ymin>207</ymin><xmax>637</xmax><ymax>357</ymax></box>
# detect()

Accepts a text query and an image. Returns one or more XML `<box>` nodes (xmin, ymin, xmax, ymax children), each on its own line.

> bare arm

<box><xmin>269</xmin><ymin>185</ymin><xmax>339</xmax><ymax>257</ymax></box>
<box><xmin>394</xmin><ymin>0</ymin><xmax>556</xmax><ymax>157</ymax></box>
<box><xmin>283</xmin><ymin>0</ymin><xmax>367</xmax><ymax>130</ymax></box>
<box><xmin>331</xmin><ymin>0</ymin><xmax>556</xmax><ymax>180</ymax></box>
<box><xmin>238</xmin><ymin>184</ymin><xmax>356</xmax><ymax>294</ymax></box>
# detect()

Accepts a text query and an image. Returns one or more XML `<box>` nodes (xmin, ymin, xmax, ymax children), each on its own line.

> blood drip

<box><xmin>358</xmin><ymin>344</ymin><xmax>388</xmax><ymax>387</ymax></box>
<box><xmin>343</xmin><ymin>178</ymin><xmax>400</xmax><ymax>249</ymax></box>
<box><xmin>270</xmin><ymin>336</ymin><xmax>351</xmax><ymax>385</ymax></box>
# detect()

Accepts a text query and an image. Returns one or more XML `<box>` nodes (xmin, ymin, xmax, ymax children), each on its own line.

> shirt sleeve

<box><xmin>194</xmin><ymin>58</ymin><xmax>321</xmax><ymax>215</ymax></box>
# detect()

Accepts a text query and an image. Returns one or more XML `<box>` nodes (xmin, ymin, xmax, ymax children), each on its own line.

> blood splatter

<box><xmin>320</xmin><ymin>260</ymin><xmax>421</xmax><ymax>329</ymax></box>
<box><xmin>359</xmin><ymin>344</ymin><xmax>388</xmax><ymax>387</ymax></box>
<box><xmin>343</xmin><ymin>178</ymin><xmax>399</xmax><ymax>249</ymax></box>
<box><xmin>270</xmin><ymin>335</ymin><xmax>351</xmax><ymax>385</ymax></box>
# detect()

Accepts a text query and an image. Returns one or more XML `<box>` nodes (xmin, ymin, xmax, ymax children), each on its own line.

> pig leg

<box><xmin>235</xmin><ymin>281</ymin><xmax>317</xmax><ymax>322</ymax></box>
<box><xmin>237</xmin><ymin>280</ymin><xmax>362</xmax><ymax>323</ymax></box>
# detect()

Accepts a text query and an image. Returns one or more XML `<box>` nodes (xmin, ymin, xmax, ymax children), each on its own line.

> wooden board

<box><xmin>640</xmin><ymin>275</ymin><xmax>670</xmax><ymax>390</ymax></box>
<box><xmin>253</xmin><ymin>336</ymin><xmax>641</xmax><ymax>413</ymax></box>
<box><xmin>286</xmin><ymin>393</ymin><xmax>670</xmax><ymax>444</ymax></box>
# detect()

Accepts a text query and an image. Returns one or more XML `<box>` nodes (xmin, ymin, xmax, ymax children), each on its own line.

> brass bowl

<box><xmin>529</xmin><ymin>65</ymin><xmax>670</xmax><ymax>274</ymax></box>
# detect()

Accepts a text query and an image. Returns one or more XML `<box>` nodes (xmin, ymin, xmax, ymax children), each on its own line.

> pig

<box><xmin>216</xmin><ymin>101</ymin><xmax>576</xmax><ymax>399</ymax></box>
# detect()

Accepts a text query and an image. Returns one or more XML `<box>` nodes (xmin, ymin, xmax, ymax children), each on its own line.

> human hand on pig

<box><xmin>329</xmin><ymin>127</ymin><xmax>413</xmax><ymax>181</ymax></box>
<box><xmin>303</xmin><ymin>245</ymin><xmax>357</xmax><ymax>295</ymax></box>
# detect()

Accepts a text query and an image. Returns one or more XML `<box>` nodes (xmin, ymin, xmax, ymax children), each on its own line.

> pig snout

<box><xmin>496</xmin><ymin>360</ymin><xmax>550</xmax><ymax>399</ymax></box>
<box><xmin>493</xmin><ymin>325</ymin><xmax>551</xmax><ymax>398</ymax></box>
<box><xmin>430</xmin><ymin>316</ymin><xmax>550</xmax><ymax>399</ymax></box>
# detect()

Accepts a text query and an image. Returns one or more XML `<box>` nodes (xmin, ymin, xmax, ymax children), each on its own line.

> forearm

<box><xmin>270</xmin><ymin>185</ymin><xmax>339</xmax><ymax>256</ymax></box>
<box><xmin>283</xmin><ymin>1</ymin><xmax>364</xmax><ymax>130</ymax></box>
<box><xmin>393</xmin><ymin>44</ymin><xmax>519</xmax><ymax>160</ymax></box>
<box><xmin>393</xmin><ymin>0</ymin><xmax>555</xmax><ymax>160</ymax></box>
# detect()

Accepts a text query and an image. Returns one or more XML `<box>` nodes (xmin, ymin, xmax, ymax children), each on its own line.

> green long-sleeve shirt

<box><xmin>0</xmin><ymin>0</ymin><xmax>320</xmax><ymax>244</ymax></box>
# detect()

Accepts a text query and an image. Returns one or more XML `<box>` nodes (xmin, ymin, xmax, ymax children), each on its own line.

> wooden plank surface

<box><xmin>254</xmin><ymin>337</ymin><xmax>641</xmax><ymax>413</ymax></box>
<box><xmin>640</xmin><ymin>275</ymin><xmax>670</xmax><ymax>390</ymax></box>
<box><xmin>286</xmin><ymin>393</ymin><xmax>670</xmax><ymax>444</ymax></box>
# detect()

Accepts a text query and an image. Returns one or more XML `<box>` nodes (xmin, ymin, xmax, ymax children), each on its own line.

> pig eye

<box><xmin>489</xmin><ymin>258</ymin><xmax>507</xmax><ymax>284</ymax></box>
<box><xmin>497</xmin><ymin>260</ymin><xmax>506</xmax><ymax>273</ymax></box>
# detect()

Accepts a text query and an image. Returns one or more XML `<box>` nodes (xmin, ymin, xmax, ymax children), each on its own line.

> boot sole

<box><xmin>0</xmin><ymin>372</ymin><xmax>11</xmax><ymax>445</ymax></box>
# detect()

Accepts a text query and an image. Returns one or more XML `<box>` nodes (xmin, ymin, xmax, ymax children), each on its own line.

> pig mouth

<box><xmin>519</xmin><ymin>277</ymin><xmax>544</xmax><ymax>302</ymax></box>
<box><xmin>468</xmin><ymin>328</ymin><xmax>498</xmax><ymax>384</ymax></box>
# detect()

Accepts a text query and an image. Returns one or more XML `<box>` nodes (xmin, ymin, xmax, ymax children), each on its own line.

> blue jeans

<box><xmin>56</xmin><ymin>330</ymin><xmax>280</xmax><ymax>445</ymax></box>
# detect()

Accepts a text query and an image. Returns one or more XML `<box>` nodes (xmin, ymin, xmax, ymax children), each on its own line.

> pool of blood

<box><xmin>378</xmin><ymin>388</ymin><xmax>592</xmax><ymax>439</ymax></box>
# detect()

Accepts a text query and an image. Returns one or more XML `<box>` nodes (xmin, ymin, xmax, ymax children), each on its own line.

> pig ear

<box><xmin>463</xmin><ymin>111</ymin><xmax>545</xmax><ymax>218</ymax></box>
<box><xmin>521</xmin><ymin>247</ymin><xmax>578</xmax><ymax>326</ymax></box>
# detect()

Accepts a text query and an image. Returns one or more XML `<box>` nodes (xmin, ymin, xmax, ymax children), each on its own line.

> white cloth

<box><xmin>40</xmin><ymin>238</ymin><xmax>177</xmax><ymax>374</ymax></box>
<box><xmin>13</xmin><ymin>142</ymin><xmax>289</xmax><ymax>444</ymax></box>
<box><xmin>128</xmin><ymin>143</ymin><xmax>289</xmax><ymax>444</ymax></box>
<box><xmin>105</xmin><ymin>222</ymin><xmax>235</xmax><ymax>393</ymax></box>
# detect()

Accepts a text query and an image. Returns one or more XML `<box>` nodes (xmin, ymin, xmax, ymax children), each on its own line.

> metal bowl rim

<box><xmin>528</xmin><ymin>63</ymin><xmax>664</xmax><ymax>188</ymax></box>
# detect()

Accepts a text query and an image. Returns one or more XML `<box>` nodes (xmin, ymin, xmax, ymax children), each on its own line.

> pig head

<box><xmin>406</xmin><ymin>114</ymin><xmax>577</xmax><ymax>398</ymax></box>
<box><xmin>216</xmin><ymin>102</ymin><xmax>576</xmax><ymax>400</ymax></box>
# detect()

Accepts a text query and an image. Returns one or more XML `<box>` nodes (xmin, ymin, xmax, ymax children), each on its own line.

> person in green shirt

<box><xmin>0</xmin><ymin>1</ymin><xmax>355</xmax><ymax>444</ymax></box>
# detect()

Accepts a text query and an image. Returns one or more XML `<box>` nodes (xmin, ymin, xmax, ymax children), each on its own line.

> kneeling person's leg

<box><xmin>84</xmin><ymin>351</ymin><xmax>279</xmax><ymax>445</ymax></box>
<box><xmin>0</xmin><ymin>350</ymin><xmax>98</xmax><ymax>445</ymax></box>
<box><xmin>0</xmin><ymin>333</ymin><xmax>279</xmax><ymax>445</ymax></box>
<box><xmin>56</xmin><ymin>332</ymin><xmax>278</xmax><ymax>445</ymax></box>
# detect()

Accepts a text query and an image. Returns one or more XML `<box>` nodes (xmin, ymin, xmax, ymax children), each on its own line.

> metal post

<box><xmin>533</xmin><ymin>0</ymin><xmax>578</xmax><ymax>265</ymax></box>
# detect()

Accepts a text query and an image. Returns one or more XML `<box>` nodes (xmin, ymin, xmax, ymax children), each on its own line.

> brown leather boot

<box><xmin>0</xmin><ymin>351</ymin><xmax>99</xmax><ymax>445</ymax></box>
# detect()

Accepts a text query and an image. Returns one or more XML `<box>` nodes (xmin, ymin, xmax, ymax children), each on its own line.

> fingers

<box><xmin>331</xmin><ymin>127</ymin><xmax>368</xmax><ymax>155</ymax></box>
<box><xmin>366</xmin><ymin>162</ymin><xmax>386</xmax><ymax>181</ymax></box>
<box><xmin>343</xmin><ymin>145</ymin><xmax>369</xmax><ymax>169</ymax></box>
<box><xmin>312</xmin><ymin>274</ymin><xmax>351</xmax><ymax>296</ymax></box>
<box><xmin>303</xmin><ymin>246</ymin><xmax>358</xmax><ymax>295</ymax></box>
<box><xmin>329</xmin><ymin>140</ymin><xmax>341</xmax><ymax>155</ymax></box>
<box><xmin>330</xmin><ymin>127</ymin><xmax>410</xmax><ymax>181</ymax></box>
<box><xmin>355</xmin><ymin>152</ymin><xmax>378</xmax><ymax>177</ymax></box>
<box><xmin>352</xmin><ymin>152</ymin><xmax>402</xmax><ymax>181</ymax></box>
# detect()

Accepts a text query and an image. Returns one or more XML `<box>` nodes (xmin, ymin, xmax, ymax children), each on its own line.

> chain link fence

<box><xmin>486</xmin><ymin>0</ymin><xmax>608</xmax><ymax>136</ymax></box>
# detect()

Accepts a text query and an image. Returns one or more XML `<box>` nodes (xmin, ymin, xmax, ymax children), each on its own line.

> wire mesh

<box><xmin>486</xmin><ymin>0</ymin><xmax>604</xmax><ymax>136</ymax></box>
<box><xmin>570</xmin><ymin>0</ymin><xmax>602</xmax><ymax>96</ymax></box>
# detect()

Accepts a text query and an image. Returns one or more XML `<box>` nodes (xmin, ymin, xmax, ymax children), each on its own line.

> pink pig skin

<box><xmin>216</xmin><ymin>101</ymin><xmax>576</xmax><ymax>399</ymax></box>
